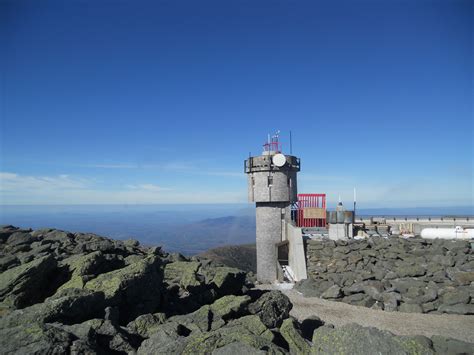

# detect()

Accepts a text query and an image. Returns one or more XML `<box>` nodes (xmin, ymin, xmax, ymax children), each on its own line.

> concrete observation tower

<box><xmin>244</xmin><ymin>132</ymin><xmax>301</xmax><ymax>283</ymax></box>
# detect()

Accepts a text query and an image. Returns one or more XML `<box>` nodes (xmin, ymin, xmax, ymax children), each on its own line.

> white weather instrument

<box><xmin>272</xmin><ymin>153</ymin><xmax>286</xmax><ymax>167</ymax></box>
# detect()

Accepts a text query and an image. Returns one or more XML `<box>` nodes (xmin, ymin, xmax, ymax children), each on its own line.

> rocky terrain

<box><xmin>0</xmin><ymin>225</ymin><xmax>473</xmax><ymax>354</ymax></box>
<box><xmin>298</xmin><ymin>237</ymin><xmax>474</xmax><ymax>314</ymax></box>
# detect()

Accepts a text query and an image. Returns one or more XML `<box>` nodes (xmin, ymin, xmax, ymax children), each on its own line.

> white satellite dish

<box><xmin>272</xmin><ymin>153</ymin><xmax>286</xmax><ymax>167</ymax></box>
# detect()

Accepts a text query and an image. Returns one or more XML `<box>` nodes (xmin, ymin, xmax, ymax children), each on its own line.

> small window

<box><xmin>252</xmin><ymin>176</ymin><xmax>255</xmax><ymax>186</ymax></box>
<box><xmin>267</xmin><ymin>176</ymin><xmax>273</xmax><ymax>186</ymax></box>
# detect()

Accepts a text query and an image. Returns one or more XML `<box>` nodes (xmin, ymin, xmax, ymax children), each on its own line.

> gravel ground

<box><xmin>257</xmin><ymin>284</ymin><xmax>474</xmax><ymax>343</ymax></box>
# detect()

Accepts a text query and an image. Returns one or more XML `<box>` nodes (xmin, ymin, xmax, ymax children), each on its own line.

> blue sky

<box><xmin>0</xmin><ymin>0</ymin><xmax>472</xmax><ymax>207</ymax></box>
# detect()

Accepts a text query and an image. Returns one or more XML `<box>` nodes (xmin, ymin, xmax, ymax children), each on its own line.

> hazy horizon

<box><xmin>2</xmin><ymin>203</ymin><xmax>472</xmax><ymax>255</ymax></box>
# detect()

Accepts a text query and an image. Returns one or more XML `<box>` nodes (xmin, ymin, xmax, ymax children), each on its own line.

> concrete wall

<box><xmin>282</xmin><ymin>221</ymin><xmax>307</xmax><ymax>281</ymax></box>
<box><xmin>255</xmin><ymin>202</ymin><xmax>291</xmax><ymax>283</ymax></box>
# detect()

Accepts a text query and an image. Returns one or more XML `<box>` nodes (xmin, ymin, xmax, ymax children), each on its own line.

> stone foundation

<box><xmin>298</xmin><ymin>237</ymin><xmax>474</xmax><ymax>314</ymax></box>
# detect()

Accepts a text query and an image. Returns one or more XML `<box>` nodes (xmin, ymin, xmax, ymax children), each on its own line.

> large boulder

<box><xmin>431</xmin><ymin>335</ymin><xmax>474</xmax><ymax>354</ymax></box>
<box><xmin>321</xmin><ymin>285</ymin><xmax>342</xmax><ymax>299</ymax></box>
<box><xmin>201</xmin><ymin>265</ymin><xmax>247</xmax><ymax>295</ymax></box>
<box><xmin>180</xmin><ymin>315</ymin><xmax>281</xmax><ymax>354</ymax></box>
<box><xmin>0</xmin><ymin>288</ymin><xmax>106</xmax><ymax>331</ymax></box>
<box><xmin>58</xmin><ymin>251</ymin><xmax>125</xmax><ymax>291</ymax></box>
<box><xmin>311</xmin><ymin>323</ymin><xmax>434</xmax><ymax>354</ymax></box>
<box><xmin>137</xmin><ymin>321</ymin><xmax>191</xmax><ymax>354</ymax></box>
<box><xmin>0</xmin><ymin>225</ymin><xmax>26</xmax><ymax>242</ymax></box>
<box><xmin>0</xmin><ymin>321</ymin><xmax>74</xmax><ymax>354</ymax></box>
<box><xmin>280</xmin><ymin>318</ymin><xmax>311</xmax><ymax>354</ymax></box>
<box><xmin>6</xmin><ymin>232</ymin><xmax>37</xmax><ymax>247</ymax></box>
<box><xmin>64</xmin><ymin>318</ymin><xmax>140</xmax><ymax>353</ymax></box>
<box><xmin>84</xmin><ymin>256</ymin><xmax>163</xmax><ymax>323</ymax></box>
<box><xmin>248</xmin><ymin>290</ymin><xmax>292</xmax><ymax>328</ymax></box>
<box><xmin>164</xmin><ymin>261</ymin><xmax>202</xmax><ymax>290</ymax></box>
<box><xmin>0</xmin><ymin>254</ymin><xmax>20</xmax><ymax>272</ymax></box>
<box><xmin>127</xmin><ymin>312</ymin><xmax>167</xmax><ymax>338</ymax></box>
<box><xmin>165</xmin><ymin>294</ymin><xmax>252</xmax><ymax>334</ymax></box>
<box><xmin>0</xmin><ymin>255</ymin><xmax>58</xmax><ymax>308</ymax></box>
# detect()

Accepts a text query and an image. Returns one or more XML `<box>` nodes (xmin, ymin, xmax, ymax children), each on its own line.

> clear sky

<box><xmin>1</xmin><ymin>0</ymin><xmax>472</xmax><ymax>207</ymax></box>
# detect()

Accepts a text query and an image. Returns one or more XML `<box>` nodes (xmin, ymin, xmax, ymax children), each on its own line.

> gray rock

<box><xmin>431</xmin><ymin>335</ymin><xmax>474</xmax><ymax>354</ymax></box>
<box><xmin>396</xmin><ymin>264</ymin><xmax>426</xmax><ymax>278</ymax></box>
<box><xmin>0</xmin><ymin>288</ymin><xmax>106</xmax><ymax>328</ymax></box>
<box><xmin>0</xmin><ymin>254</ymin><xmax>57</xmax><ymax>308</ymax></box>
<box><xmin>0</xmin><ymin>321</ymin><xmax>74</xmax><ymax>354</ymax></box>
<box><xmin>212</xmin><ymin>341</ymin><xmax>266</xmax><ymax>354</ymax></box>
<box><xmin>124</xmin><ymin>238</ymin><xmax>140</xmax><ymax>247</ymax></box>
<box><xmin>6</xmin><ymin>232</ymin><xmax>37</xmax><ymax>246</ymax></box>
<box><xmin>280</xmin><ymin>318</ymin><xmax>311</xmax><ymax>354</ymax></box>
<box><xmin>84</xmin><ymin>256</ymin><xmax>163</xmax><ymax>323</ymax></box>
<box><xmin>441</xmin><ymin>290</ymin><xmax>470</xmax><ymax>305</ymax></box>
<box><xmin>248</xmin><ymin>290</ymin><xmax>292</xmax><ymax>328</ymax></box>
<box><xmin>0</xmin><ymin>225</ymin><xmax>25</xmax><ymax>241</ymax></box>
<box><xmin>0</xmin><ymin>254</ymin><xmax>20</xmax><ymax>272</ymax></box>
<box><xmin>137</xmin><ymin>321</ymin><xmax>189</xmax><ymax>354</ymax></box>
<box><xmin>321</xmin><ymin>285</ymin><xmax>342</xmax><ymax>299</ymax></box>
<box><xmin>391</xmin><ymin>279</ymin><xmax>427</xmax><ymax>293</ymax></box>
<box><xmin>382</xmin><ymin>292</ymin><xmax>401</xmax><ymax>312</ymax></box>
<box><xmin>65</xmin><ymin>318</ymin><xmax>139</xmax><ymax>353</ymax></box>
<box><xmin>432</xmin><ymin>255</ymin><xmax>455</xmax><ymax>267</ymax></box>
<box><xmin>342</xmin><ymin>293</ymin><xmax>366</xmax><ymax>305</ymax></box>
<box><xmin>399</xmin><ymin>303</ymin><xmax>423</xmax><ymax>313</ymax></box>
<box><xmin>311</xmin><ymin>323</ymin><xmax>434</xmax><ymax>354</ymax></box>
<box><xmin>181</xmin><ymin>315</ymin><xmax>281</xmax><ymax>354</ymax></box>
<box><xmin>127</xmin><ymin>312</ymin><xmax>167</xmax><ymax>338</ymax></box>
<box><xmin>343</xmin><ymin>281</ymin><xmax>365</xmax><ymax>295</ymax></box>
<box><xmin>438</xmin><ymin>303</ymin><xmax>474</xmax><ymax>315</ymax></box>
<box><xmin>452</xmin><ymin>271</ymin><xmax>474</xmax><ymax>286</ymax></box>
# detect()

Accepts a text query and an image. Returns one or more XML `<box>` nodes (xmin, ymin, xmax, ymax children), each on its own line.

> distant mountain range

<box><xmin>156</xmin><ymin>215</ymin><xmax>256</xmax><ymax>255</ymax></box>
<box><xmin>1</xmin><ymin>204</ymin><xmax>472</xmax><ymax>255</ymax></box>
<box><xmin>198</xmin><ymin>243</ymin><xmax>256</xmax><ymax>273</ymax></box>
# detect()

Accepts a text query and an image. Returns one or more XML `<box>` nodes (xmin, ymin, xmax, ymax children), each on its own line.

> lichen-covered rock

<box><xmin>280</xmin><ymin>318</ymin><xmax>311</xmax><ymax>354</ymax></box>
<box><xmin>202</xmin><ymin>265</ymin><xmax>247</xmax><ymax>295</ymax></box>
<box><xmin>311</xmin><ymin>323</ymin><xmax>435</xmax><ymax>354</ymax></box>
<box><xmin>0</xmin><ymin>321</ymin><xmax>74</xmax><ymax>354</ymax></box>
<box><xmin>0</xmin><ymin>288</ymin><xmax>106</xmax><ymax>331</ymax></box>
<box><xmin>84</xmin><ymin>256</ymin><xmax>163</xmax><ymax>323</ymax></box>
<box><xmin>164</xmin><ymin>261</ymin><xmax>202</xmax><ymax>289</ymax></box>
<box><xmin>6</xmin><ymin>231</ymin><xmax>37</xmax><ymax>247</ymax></box>
<box><xmin>165</xmin><ymin>294</ymin><xmax>252</xmax><ymax>335</ymax></box>
<box><xmin>180</xmin><ymin>315</ymin><xmax>280</xmax><ymax>354</ymax></box>
<box><xmin>0</xmin><ymin>255</ymin><xmax>57</xmax><ymax>308</ymax></box>
<box><xmin>0</xmin><ymin>254</ymin><xmax>20</xmax><ymax>272</ymax></box>
<box><xmin>58</xmin><ymin>251</ymin><xmax>125</xmax><ymax>291</ymax></box>
<box><xmin>212</xmin><ymin>341</ymin><xmax>267</xmax><ymax>354</ymax></box>
<box><xmin>249</xmin><ymin>290</ymin><xmax>292</xmax><ymax>328</ymax></box>
<box><xmin>127</xmin><ymin>312</ymin><xmax>167</xmax><ymax>338</ymax></box>
<box><xmin>137</xmin><ymin>321</ymin><xmax>191</xmax><ymax>354</ymax></box>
